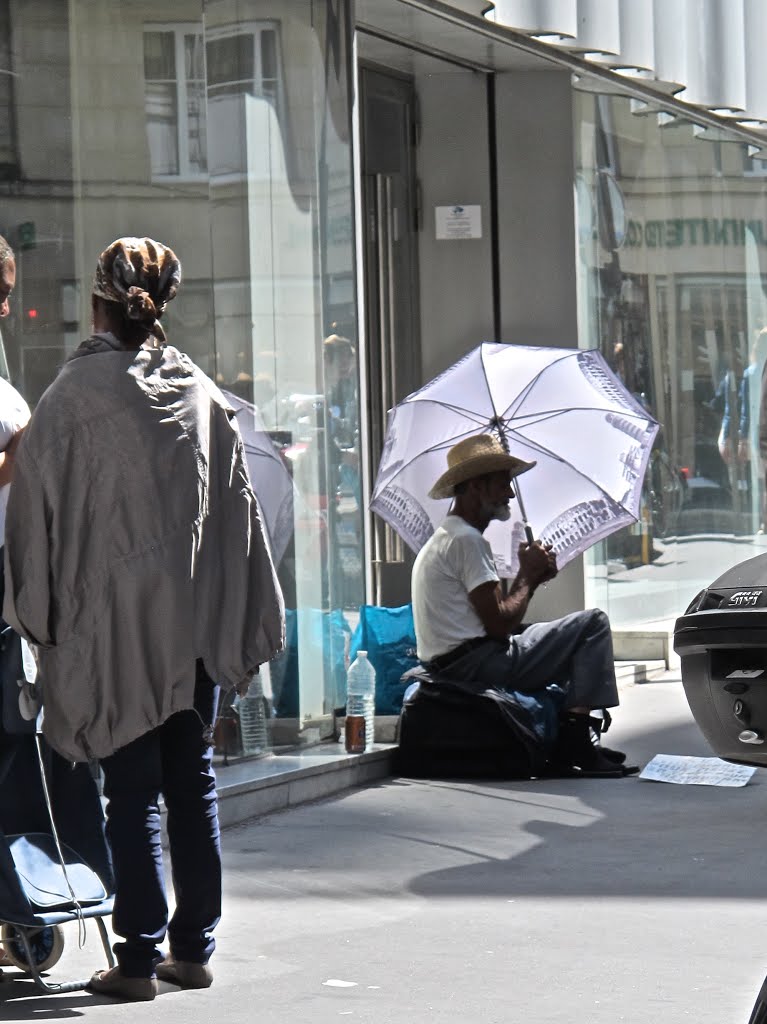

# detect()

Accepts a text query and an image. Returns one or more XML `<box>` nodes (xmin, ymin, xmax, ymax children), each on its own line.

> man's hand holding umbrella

<box><xmin>518</xmin><ymin>539</ymin><xmax>558</xmax><ymax>587</ymax></box>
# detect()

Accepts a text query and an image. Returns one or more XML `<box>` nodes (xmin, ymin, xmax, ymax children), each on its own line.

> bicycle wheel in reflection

<box><xmin>646</xmin><ymin>447</ymin><xmax>686</xmax><ymax>537</ymax></box>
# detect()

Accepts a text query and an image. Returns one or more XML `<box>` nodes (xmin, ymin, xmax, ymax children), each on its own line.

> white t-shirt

<box><xmin>0</xmin><ymin>377</ymin><xmax>30</xmax><ymax>543</ymax></box>
<box><xmin>411</xmin><ymin>515</ymin><xmax>499</xmax><ymax>663</ymax></box>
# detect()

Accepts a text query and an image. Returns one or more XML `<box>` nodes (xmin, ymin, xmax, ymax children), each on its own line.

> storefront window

<box><xmin>574</xmin><ymin>84</ymin><xmax>767</xmax><ymax>627</ymax></box>
<box><xmin>0</xmin><ymin>0</ymin><xmax>362</xmax><ymax>755</ymax></box>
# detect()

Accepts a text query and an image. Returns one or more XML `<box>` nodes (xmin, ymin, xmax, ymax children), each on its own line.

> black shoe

<box><xmin>599</xmin><ymin>745</ymin><xmax>627</xmax><ymax>765</ymax></box>
<box><xmin>589</xmin><ymin>714</ymin><xmax>627</xmax><ymax>764</ymax></box>
<box><xmin>551</xmin><ymin>713</ymin><xmax>628</xmax><ymax>778</ymax></box>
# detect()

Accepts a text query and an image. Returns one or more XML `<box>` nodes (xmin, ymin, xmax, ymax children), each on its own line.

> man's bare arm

<box><xmin>0</xmin><ymin>427</ymin><xmax>24</xmax><ymax>487</ymax></box>
<box><xmin>469</xmin><ymin>542</ymin><xmax>557</xmax><ymax>640</ymax></box>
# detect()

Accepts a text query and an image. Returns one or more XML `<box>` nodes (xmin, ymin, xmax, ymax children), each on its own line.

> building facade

<box><xmin>1</xmin><ymin>0</ymin><xmax>766</xmax><ymax>750</ymax></box>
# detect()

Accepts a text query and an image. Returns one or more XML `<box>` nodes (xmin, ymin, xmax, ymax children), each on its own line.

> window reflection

<box><xmin>576</xmin><ymin>86</ymin><xmax>767</xmax><ymax>627</ymax></box>
<box><xmin>143</xmin><ymin>27</ymin><xmax>207</xmax><ymax>179</ymax></box>
<box><xmin>0</xmin><ymin>0</ymin><xmax>361</xmax><ymax>753</ymax></box>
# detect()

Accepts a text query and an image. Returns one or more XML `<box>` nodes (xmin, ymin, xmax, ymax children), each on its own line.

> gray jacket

<box><xmin>3</xmin><ymin>334</ymin><xmax>285</xmax><ymax>761</ymax></box>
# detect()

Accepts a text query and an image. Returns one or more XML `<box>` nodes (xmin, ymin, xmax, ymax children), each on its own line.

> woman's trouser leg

<box><xmin>162</xmin><ymin>662</ymin><xmax>222</xmax><ymax>965</ymax></box>
<box><xmin>101</xmin><ymin>730</ymin><xmax>167</xmax><ymax>978</ymax></box>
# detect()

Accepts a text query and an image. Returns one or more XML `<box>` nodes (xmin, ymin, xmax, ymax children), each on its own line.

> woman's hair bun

<box><xmin>125</xmin><ymin>286</ymin><xmax>157</xmax><ymax>323</ymax></box>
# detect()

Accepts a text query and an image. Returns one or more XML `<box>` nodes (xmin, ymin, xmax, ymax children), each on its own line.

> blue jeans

<box><xmin>100</xmin><ymin>662</ymin><xmax>221</xmax><ymax>978</ymax></box>
<box><xmin>440</xmin><ymin>610</ymin><xmax>619</xmax><ymax>710</ymax></box>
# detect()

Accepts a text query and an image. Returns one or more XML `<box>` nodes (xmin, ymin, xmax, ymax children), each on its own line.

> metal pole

<box><xmin>513</xmin><ymin>476</ymin><xmax>536</xmax><ymax>545</ymax></box>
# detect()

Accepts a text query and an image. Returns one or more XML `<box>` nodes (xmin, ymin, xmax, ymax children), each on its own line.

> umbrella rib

<box><xmin>504</xmin><ymin>350</ymin><xmax>575</xmax><ymax>418</ymax></box>
<box><xmin>505</xmin><ymin>406</ymin><xmax>655</xmax><ymax>428</ymax></box>
<box><xmin>408</xmin><ymin>396</ymin><xmax>492</xmax><ymax>424</ymax></box>
<box><xmin>480</xmin><ymin>344</ymin><xmax>498</xmax><ymax>423</ymax></box>
<box><xmin>378</xmin><ymin>408</ymin><xmax>652</xmax><ymax>496</ymax></box>
<box><xmin>505</xmin><ymin>425</ymin><xmax>651</xmax><ymax>514</ymax></box>
<box><xmin>373</xmin><ymin>423</ymin><xmax>489</xmax><ymax>492</ymax></box>
<box><xmin>502</xmin><ymin>349</ymin><xmax>651</xmax><ymax>422</ymax></box>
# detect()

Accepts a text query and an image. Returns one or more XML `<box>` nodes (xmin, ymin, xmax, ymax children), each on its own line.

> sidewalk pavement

<box><xmin>3</xmin><ymin>671</ymin><xmax>767</xmax><ymax>1023</ymax></box>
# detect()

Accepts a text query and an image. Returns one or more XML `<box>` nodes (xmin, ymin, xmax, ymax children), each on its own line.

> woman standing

<box><xmin>3</xmin><ymin>238</ymin><xmax>284</xmax><ymax>1001</ymax></box>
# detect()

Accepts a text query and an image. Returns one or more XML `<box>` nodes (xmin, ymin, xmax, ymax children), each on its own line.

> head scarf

<box><xmin>92</xmin><ymin>237</ymin><xmax>181</xmax><ymax>344</ymax></box>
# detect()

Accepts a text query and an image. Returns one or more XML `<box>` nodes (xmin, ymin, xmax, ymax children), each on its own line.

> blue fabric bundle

<box><xmin>349</xmin><ymin>604</ymin><xmax>420</xmax><ymax>715</ymax></box>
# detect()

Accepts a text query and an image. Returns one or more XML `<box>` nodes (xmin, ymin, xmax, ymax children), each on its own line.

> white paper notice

<box><xmin>435</xmin><ymin>205</ymin><xmax>482</xmax><ymax>240</ymax></box>
<box><xmin>639</xmin><ymin>753</ymin><xmax>757</xmax><ymax>787</ymax></box>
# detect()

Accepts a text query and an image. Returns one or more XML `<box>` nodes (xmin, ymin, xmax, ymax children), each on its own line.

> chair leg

<box><xmin>9</xmin><ymin>915</ymin><xmax>114</xmax><ymax>995</ymax></box>
<box><xmin>96</xmin><ymin>916</ymin><xmax>115</xmax><ymax>968</ymax></box>
<box><xmin>15</xmin><ymin>928</ymin><xmax>86</xmax><ymax>994</ymax></box>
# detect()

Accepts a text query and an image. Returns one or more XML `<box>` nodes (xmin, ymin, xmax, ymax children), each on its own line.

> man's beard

<box><xmin>481</xmin><ymin>500</ymin><xmax>511</xmax><ymax>522</ymax></box>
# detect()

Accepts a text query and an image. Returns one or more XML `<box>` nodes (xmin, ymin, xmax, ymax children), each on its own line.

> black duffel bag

<box><xmin>393</xmin><ymin>666</ymin><xmax>558</xmax><ymax>780</ymax></box>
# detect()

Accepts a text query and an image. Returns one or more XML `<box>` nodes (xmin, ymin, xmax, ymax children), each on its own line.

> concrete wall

<box><xmin>415</xmin><ymin>70</ymin><xmax>494</xmax><ymax>383</ymax></box>
<box><xmin>495</xmin><ymin>70</ymin><xmax>578</xmax><ymax>348</ymax></box>
<box><xmin>494</xmin><ymin>69</ymin><xmax>586</xmax><ymax>616</ymax></box>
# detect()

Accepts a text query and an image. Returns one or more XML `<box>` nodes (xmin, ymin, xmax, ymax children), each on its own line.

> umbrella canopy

<box><xmin>371</xmin><ymin>343</ymin><xmax>659</xmax><ymax>577</ymax></box>
<box><xmin>223</xmin><ymin>390</ymin><xmax>297</xmax><ymax>567</ymax></box>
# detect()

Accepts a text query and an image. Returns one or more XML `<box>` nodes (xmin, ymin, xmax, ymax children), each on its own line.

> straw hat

<box><xmin>428</xmin><ymin>433</ymin><xmax>536</xmax><ymax>500</ymax></box>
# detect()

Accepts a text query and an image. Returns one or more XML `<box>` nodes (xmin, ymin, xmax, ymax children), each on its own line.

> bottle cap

<box><xmin>357</xmin><ymin>650</ymin><xmax>368</xmax><ymax>657</ymax></box>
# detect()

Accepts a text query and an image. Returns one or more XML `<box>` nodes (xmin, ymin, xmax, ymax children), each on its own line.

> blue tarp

<box><xmin>350</xmin><ymin>604</ymin><xmax>420</xmax><ymax>716</ymax></box>
<box><xmin>271</xmin><ymin>608</ymin><xmax>352</xmax><ymax>717</ymax></box>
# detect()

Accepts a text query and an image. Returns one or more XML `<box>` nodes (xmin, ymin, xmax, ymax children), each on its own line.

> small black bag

<box><xmin>0</xmin><ymin>624</ymin><xmax>39</xmax><ymax>736</ymax></box>
<box><xmin>393</xmin><ymin>668</ymin><xmax>548</xmax><ymax>780</ymax></box>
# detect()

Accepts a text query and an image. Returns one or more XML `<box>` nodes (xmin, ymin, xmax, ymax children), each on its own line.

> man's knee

<box><xmin>571</xmin><ymin>607</ymin><xmax>610</xmax><ymax>636</ymax></box>
<box><xmin>550</xmin><ymin>607</ymin><xmax>610</xmax><ymax>637</ymax></box>
<box><xmin>590</xmin><ymin>608</ymin><xmax>610</xmax><ymax>631</ymax></box>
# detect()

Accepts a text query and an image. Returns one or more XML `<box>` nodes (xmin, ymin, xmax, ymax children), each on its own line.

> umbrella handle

<box><xmin>514</xmin><ymin>476</ymin><xmax>536</xmax><ymax>545</ymax></box>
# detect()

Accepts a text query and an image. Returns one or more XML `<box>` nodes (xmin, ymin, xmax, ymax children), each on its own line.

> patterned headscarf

<box><xmin>92</xmin><ymin>237</ymin><xmax>181</xmax><ymax>344</ymax></box>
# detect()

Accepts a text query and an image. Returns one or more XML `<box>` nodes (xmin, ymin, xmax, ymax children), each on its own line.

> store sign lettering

<box><xmin>623</xmin><ymin>217</ymin><xmax>767</xmax><ymax>248</ymax></box>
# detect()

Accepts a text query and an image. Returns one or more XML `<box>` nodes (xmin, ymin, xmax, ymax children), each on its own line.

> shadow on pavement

<box><xmin>0</xmin><ymin>977</ymin><xmax>181</xmax><ymax>1016</ymax></box>
<box><xmin>403</xmin><ymin>710</ymin><xmax>767</xmax><ymax>902</ymax></box>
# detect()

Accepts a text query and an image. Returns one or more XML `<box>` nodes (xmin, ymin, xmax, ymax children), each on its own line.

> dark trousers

<box><xmin>100</xmin><ymin>661</ymin><xmax>221</xmax><ymax>978</ymax></box>
<box><xmin>443</xmin><ymin>610</ymin><xmax>620</xmax><ymax>710</ymax></box>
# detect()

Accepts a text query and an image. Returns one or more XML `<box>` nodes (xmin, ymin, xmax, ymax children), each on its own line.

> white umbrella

<box><xmin>371</xmin><ymin>343</ymin><xmax>659</xmax><ymax>577</ymax></box>
<box><xmin>223</xmin><ymin>390</ymin><xmax>297</xmax><ymax>567</ymax></box>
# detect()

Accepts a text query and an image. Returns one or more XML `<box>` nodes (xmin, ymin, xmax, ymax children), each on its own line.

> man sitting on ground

<box><xmin>411</xmin><ymin>433</ymin><xmax>631</xmax><ymax>777</ymax></box>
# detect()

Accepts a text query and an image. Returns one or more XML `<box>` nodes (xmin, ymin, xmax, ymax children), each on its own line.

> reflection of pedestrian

<box><xmin>252</xmin><ymin>371</ymin><xmax>279</xmax><ymax>428</ymax></box>
<box><xmin>611</xmin><ymin>341</ymin><xmax>627</xmax><ymax>385</ymax></box>
<box><xmin>323</xmin><ymin>334</ymin><xmax>357</xmax><ymax>446</ymax></box>
<box><xmin>323</xmin><ymin>332</ymin><xmax>360</xmax><ymax>502</ymax></box>
<box><xmin>754</xmin><ymin>328</ymin><xmax>767</xmax><ymax>532</ymax></box>
<box><xmin>711</xmin><ymin>367</ymin><xmax>741</xmax><ymax>467</ymax></box>
<box><xmin>227</xmin><ymin>370</ymin><xmax>253</xmax><ymax>401</ymax></box>
<box><xmin>322</xmin><ymin>332</ymin><xmax>361</xmax><ymax>607</ymax></box>
<box><xmin>4</xmin><ymin>237</ymin><xmax>284</xmax><ymax>1001</ymax></box>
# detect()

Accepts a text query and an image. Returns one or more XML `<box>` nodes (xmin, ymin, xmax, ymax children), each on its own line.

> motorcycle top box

<box><xmin>674</xmin><ymin>551</ymin><xmax>767</xmax><ymax>767</ymax></box>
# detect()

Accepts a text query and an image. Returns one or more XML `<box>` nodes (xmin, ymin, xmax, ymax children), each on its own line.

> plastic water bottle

<box><xmin>346</xmin><ymin>650</ymin><xmax>376</xmax><ymax>752</ymax></box>
<box><xmin>238</xmin><ymin>674</ymin><xmax>268</xmax><ymax>755</ymax></box>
